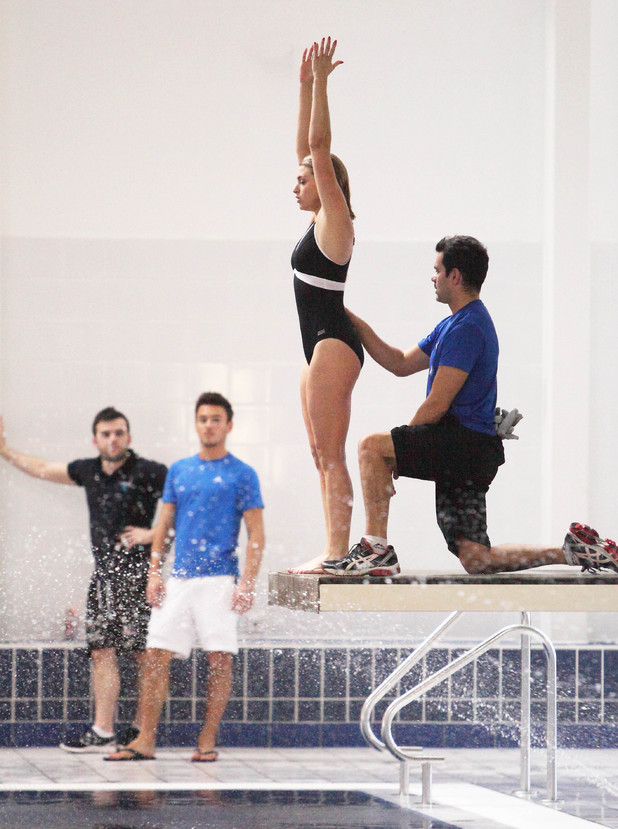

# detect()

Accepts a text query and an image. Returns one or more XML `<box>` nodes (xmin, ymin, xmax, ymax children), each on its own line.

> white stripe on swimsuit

<box><xmin>293</xmin><ymin>268</ymin><xmax>346</xmax><ymax>292</ymax></box>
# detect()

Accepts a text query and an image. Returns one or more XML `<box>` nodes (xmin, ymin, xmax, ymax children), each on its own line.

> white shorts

<box><xmin>146</xmin><ymin>575</ymin><xmax>238</xmax><ymax>659</ymax></box>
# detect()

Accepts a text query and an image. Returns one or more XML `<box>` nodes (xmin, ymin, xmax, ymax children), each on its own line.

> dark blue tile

<box><xmin>15</xmin><ymin>650</ymin><xmax>38</xmax><ymax>698</ymax></box>
<box><xmin>450</xmin><ymin>650</ymin><xmax>474</xmax><ymax>698</ymax></box>
<box><xmin>41</xmin><ymin>700</ymin><xmax>63</xmax><ymax>721</ymax></box>
<box><xmin>390</xmin><ymin>723</ymin><xmax>445</xmax><ymax>748</ymax></box>
<box><xmin>348</xmin><ymin>649</ymin><xmax>371</xmax><ymax>697</ymax></box>
<box><xmin>12</xmin><ymin>722</ymin><xmax>54</xmax><ymax>748</ymax></box>
<box><xmin>117</xmin><ymin>700</ymin><xmax>137</xmax><ymax>722</ymax></box>
<box><xmin>603</xmin><ymin>651</ymin><xmax>618</xmax><ymax>699</ymax></box>
<box><xmin>320</xmin><ymin>723</ymin><xmax>364</xmax><ymax>747</ymax></box>
<box><xmin>221</xmin><ymin>722</ymin><xmax>269</xmax><ymax>747</ymax></box>
<box><xmin>247</xmin><ymin>649</ymin><xmax>270</xmax><ymax>698</ymax></box>
<box><xmin>475</xmin><ymin>650</ymin><xmax>500</xmax><ymax>697</ymax></box>
<box><xmin>501</xmin><ymin>650</ymin><xmax>521</xmax><ymax>697</ymax></box>
<box><xmin>396</xmin><ymin>700</ymin><xmax>423</xmax><ymax>722</ymax></box>
<box><xmin>604</xmin><ymin>701</ymin><xmax>618</xmax><ymax>724</ymax></box>
<box><xmin>272</xmin><ymin>700</ymin><xmax>295</xmax><ymax>722</ymax></box>
<box><xmin>398</xmin><ymin>659</ymin><xmax>423</xmax><ymax>695</ymax></box>
<box><xmin>398</xmin><ymin>647</ymin><xmax>424</xmax><ymax>684</ymax></box>
<box><xmin>117</xmin><ymin>653</ymin><xmax>139</xmax><ymax>699</ymax></box>
<box><xmin>169</xmin><ymin>700</ymin><xmax>192</xmax><ymax>721</ymax></box>
<box><xmin>530</xmin><ymin>700</ymin><xmax>547</xmax><ymax>723</ymax></box>
<box><xmin>374</xmin><ymin>648</ymin><xmax>399</xmax><ymax>686</ymax></box>
<box><xmin>230</xmin><ymin>652</ymin><xmax>245</xmax><ymax>698</ymax></box>
<box><xmin>0</xmin><ymin>701</ymin><xmax>11</xmax><ymax>722</ymax></box>
<box><xmin>15</xmin><ymin>700</ymin><xmax>38</xmax><ymax>721</ymax></box>
<box><xmin>372</xmin><ymin>699</ymin><xmax>392</xmax><ymax>722</ymax></box>
<box><xmin>579</xmin><ymin>649</ymin><xmax>602</xmax><ymax>698</ymax></box>
<box><xmin>578</xmin><ymin>701</ymin><xmax>602</xmax><ymax>723</ymax></box>
<box><xmin>556</xmin><ymin>650</ymin><xmax>576</xmax><ymax>699</ymax></box>
<box><xmin>425</xmin><ymin>649</ymin><xmax>449</xmax><ymax>698</ymax></box>
<box><xmin>298</xmin><ymin>649</ymin><xmax>321</xmax><ymax>698</ymax></box>
<box><xmin>0</xmin><ymin>724</ymin><xmax>11</xmax><ymax>746</ymax></box>
<box><xmin>445</xmin><ymin>723</ymin><xmax>494</xmax><ymax>748</ymax></box>
<box><xmin>66</xmin><ymin>699</ymin><xmax>91</xmax><ymax>721</ymax></box>
<box><xmin>67</xmin><ymin>649</ymin><xmax>90</xmax><ymax>697</ymax></box>
<box><xmin>0</xmin><ymin>651</ymin><xmax>12</xmax><ymax>697</ymax></box>
<box><xmin>600</xmin><ymin>725</ymin><xmax>618</xmax><ymax>747</ymax></box>
<box><xmin>41</xmin><ymin>650</ymin><xmax>65</xmax><ymax>698</ymax></box>
<box><xmin>323</xmin><ymin>699</ymin><xmax>345</xmax><ymax>722</ymax></box>
<box><xmin>246</xmin><ymin>700</ymin><xmax>269</xmax><ymax>721</ymax></box>
<box><xmin>475</xmin><ymin>700</ymin><xmax>500</xmax><ymax>722</ymax></box>
<box><xmin>530</xmin><ymin>723</ymin><xmax>547</xmax><ymax>748</ymax></box>
<box><xmin>557</xmin><ymin>701</ymin><xmax>576</xmax><ymax>723</ymax></box>
<box><xmin>323</xmin><ymin>649</ymin><xmax>346</xmax><ymax>698</ymax></box>
<box><xmin>12</xmin><ymin>723</ymin><xmax>60</xmax><ymax>748</ymax></box>
<box><xmin>223</xmin><ymin>700</ymin><xmax>244</xmax><ymax>721</ymax></box>
<box><xmin>272</xmin><ymin>649</ymin><xmax>295</xmax><ymax>698</ymax></box>
<box><xmin>450</xmin><ymin>700</ymin><xmax>474</xmax><ymax>722</ymax></box>
<box><xmin>195</xmin><ymin>650</ymin><xmax>209</xmax><ymax>697</ymax></box>
<box><xmin>271</xmin><ymin>723</ymin><xmax>319</xmax><ymax>748</ymax></box>
<box><xmin>557</xmin><ymin>724</ymin><xmax>604</xmax><ymax>749</ymax></box>
<box><xmin>425</xmin><ymin>699</ymin><xmax>449</xmax><ymax>722</ymax></box>
<box><xmin>159</xmin><ymin>722</ymin><xmax>199</xmax><ymax>747</ymax></box>
<box><xmin>530</xmin><ymin>650</ymin><xmax>548</xmax><ymax>699</ymax></box>
<box><xmin>298</xmin><ymin>700</ymin><xmax>320</xmax><ymax>722</ymax></box>
<box><xmin>502</xmin><ymin>699</ymin><xmax>521</xmax><ymax>724</ymax></box>
<box><xmin>169</xmin><ymin>659</ymin><xmax>193</xmax><ymax>697</ymax></box>
<box><xmin>494</xmin><ymin>726</ymin><xmax>520</xmax><ymax>747</ymax></box>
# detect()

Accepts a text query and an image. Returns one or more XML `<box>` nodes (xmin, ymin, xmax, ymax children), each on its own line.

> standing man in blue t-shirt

<box><xmin>106</xmin><ymin>392</ymin><xmax>265</xmax><ymax>762</ymax></box>
<box><xmin>323</xmin><ymin>235</ymin><xmax>618</xmax><ymax>576</ymax></box>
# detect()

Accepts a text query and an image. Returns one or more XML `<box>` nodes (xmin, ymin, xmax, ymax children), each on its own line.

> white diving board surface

<box><xmin>268</xmin><ymin>570</ymin><xmax>618</xmax><ymax>614</ymax></box>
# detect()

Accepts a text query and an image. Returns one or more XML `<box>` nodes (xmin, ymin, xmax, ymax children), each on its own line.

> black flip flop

<box><xmin>104</xmin><ymin>747</ymin><xmax>155</xmax><ymax>761</ymax></box>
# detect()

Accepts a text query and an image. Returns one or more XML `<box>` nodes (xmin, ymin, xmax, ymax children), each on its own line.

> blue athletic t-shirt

<box><xmin>418</xmin><ymin>299</ymin><xmax>498</xmax><ymax>435</ymax></box>
<box><xmin>162</xmin><ymin>453</ymin><xmax>264</xmax><ymax>578</ymax></box>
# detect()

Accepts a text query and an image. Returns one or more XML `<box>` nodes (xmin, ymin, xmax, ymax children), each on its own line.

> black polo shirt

<box><xmin>67</xmin><ymin>449</ymin><xmax>167</xmax><ymax>569</ymax></box>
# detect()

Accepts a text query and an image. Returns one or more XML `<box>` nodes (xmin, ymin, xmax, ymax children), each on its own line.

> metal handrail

<box><xmin>359</xmin><ymin>611</ymin><xmax>461</xmax><ymax>751</ymax></box>
<box><xmin>380</xmin><ymin>622</ymin><xmax>557</xmax><ymax>801</ymax></box>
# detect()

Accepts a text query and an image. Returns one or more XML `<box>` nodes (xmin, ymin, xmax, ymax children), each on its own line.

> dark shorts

<box><xmin>86</xmin><ymin>561</ymin><xmax>151</xmax><ymax>655</ymax></box>
<box><xmin>391</xmin><ymin>414</ymin><xmax>505</xmax><ymax>555</ymax></box>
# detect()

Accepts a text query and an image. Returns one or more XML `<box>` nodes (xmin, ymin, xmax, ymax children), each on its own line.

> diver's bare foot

<box><xmin>287</xmin><ymin>553</ymin><xmax>334</xmax><ymax>574</ymax></box>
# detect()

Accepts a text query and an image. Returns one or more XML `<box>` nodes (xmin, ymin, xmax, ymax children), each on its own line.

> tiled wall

<box><xmin>1</xmin><ymin>644</ymin><xmax>616</xmax><ymax>749</ymax></box>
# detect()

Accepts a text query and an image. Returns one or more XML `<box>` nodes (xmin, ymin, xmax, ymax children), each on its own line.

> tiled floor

<box><xmin>0</xmin><ymin>746</ymin><xmax>616</xmax><ymax>828</ymax></box>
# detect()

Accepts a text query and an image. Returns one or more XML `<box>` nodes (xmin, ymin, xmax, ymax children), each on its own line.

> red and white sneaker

<box><xmin>563</xmin><ymin>523</ymin><xmax>618</xmax><ymax>573</ymax></box>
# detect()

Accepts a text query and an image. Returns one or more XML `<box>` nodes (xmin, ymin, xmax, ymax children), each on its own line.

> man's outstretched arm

<box><xmin>0</xmin><ymin>415</ymin><xmax>74</xmax><ymax>484</ymax></box>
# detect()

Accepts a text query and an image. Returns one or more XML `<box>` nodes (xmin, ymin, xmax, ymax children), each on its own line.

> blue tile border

<box><xmin>0</xmin><ymin>643</ymin><xmax>616</xmax><ymax>748</ymax></box>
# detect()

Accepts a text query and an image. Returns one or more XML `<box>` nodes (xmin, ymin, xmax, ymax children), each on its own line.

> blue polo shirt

<box><xmin>162</xmin><ymin>452</ymin><xmax>264</xmax><ymax>578</ymax></box>
<box><xmin>419</xmin><ymin>299</ymin><xmax>498</xmax><ymax>435</ymax></box>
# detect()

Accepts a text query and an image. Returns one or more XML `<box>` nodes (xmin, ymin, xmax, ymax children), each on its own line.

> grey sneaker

<box><xmin>59</xmin><ymin>726</ymin><xmax>115</xmax><ymax>753</ymax></box>
<box><xmin>563</xmin><ymin>523</ymin><xmax>618</xmax><ymax>573</ymax></box>
<box><xmin>322</xmin><ymin>538</ymin><xmax>400</xmax><ymax>576</ymax></box>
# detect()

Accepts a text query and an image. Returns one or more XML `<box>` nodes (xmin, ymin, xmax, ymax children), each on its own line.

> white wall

<box><xmin>0</xmin><ymin>0</ymin><xmax>616</xmax><ymax>645</ymax></box>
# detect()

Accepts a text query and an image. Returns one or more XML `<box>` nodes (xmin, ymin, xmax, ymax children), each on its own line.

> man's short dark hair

<box><xmin>195</xmin><ymin>392</ymin><xmax>234</xmax><ymax>422</ymax></box>
<box><xmin>92</xmin><ymin>407</ymin><xmax>130</xmax><ymax>435</ymax></box>
<box><xmin>436</xmin><ymin>235</ymin><xmax>489</xmax><ymax>292</ymax></box>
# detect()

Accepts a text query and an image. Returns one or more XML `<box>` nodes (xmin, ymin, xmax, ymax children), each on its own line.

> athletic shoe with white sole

<box><xmin>322</xmin><ymin>538</ymin><xmax>401</xmax><ymax>576</ymax></box>
<box><xmin>59</xmin><ymin>726</ymin><xmax>115</xmax><ymax>753</ymax></box>
<box><xmin>563</xmin><ymin>522</ymin><xmax>618</xmax><ymax>573</ymax></box>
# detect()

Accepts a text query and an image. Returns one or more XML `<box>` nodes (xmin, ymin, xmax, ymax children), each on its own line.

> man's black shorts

<box><xmin>86</xmin><ymin>560</ymin><xmax>151</xmax><ymax>654</ymax></box>
<box><xmin>390</xmin><ymin>414</ymin><xmax>505</xmax><ymax>555</ymax></box>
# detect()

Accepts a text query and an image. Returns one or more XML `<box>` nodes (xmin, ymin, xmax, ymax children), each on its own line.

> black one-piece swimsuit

<box><xmin>291</xmin><ymin>223</ymin><xmax>364</xmax><ymax>366</ymax></box>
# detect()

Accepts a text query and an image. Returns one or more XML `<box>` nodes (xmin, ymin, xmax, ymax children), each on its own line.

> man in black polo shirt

<box><xmin>0</xmin><ymin>407</ymin><xmax>167</xmax><ymax>752</ymax></box>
